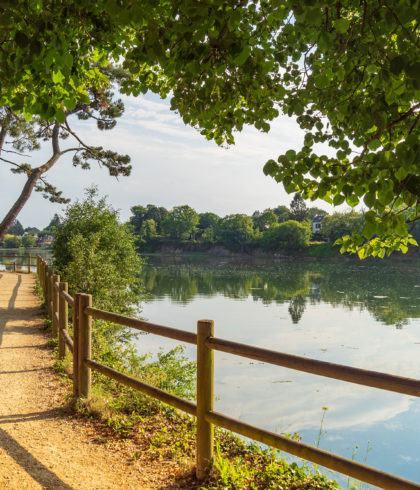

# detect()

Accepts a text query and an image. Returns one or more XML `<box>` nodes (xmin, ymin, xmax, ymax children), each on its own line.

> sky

<box><xmin>0</xmin><ymin>93</ymin><xmax>338</xmax><ymax>230</ymax></box>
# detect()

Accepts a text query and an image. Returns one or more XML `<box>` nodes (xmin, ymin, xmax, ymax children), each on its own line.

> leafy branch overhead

<box><xmin>0</xmin><ymin>67</ymin><xmax>131</xmax><ymax>239</ymax></box>
<box><xmin>0</xmin><ymin>1</ymin><xmax>419</xmax><ymax>256</ymax></box>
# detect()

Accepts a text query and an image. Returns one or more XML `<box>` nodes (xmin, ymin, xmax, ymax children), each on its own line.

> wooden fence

<box><xmin>36</xmin><ymin>256</ymin><xmax>420</xmax><ymax>489</ymax></box>
<box><xmin>0</xmin><ymin>254</ymin><xmax>32</xmax><ymax>273</ymax></box>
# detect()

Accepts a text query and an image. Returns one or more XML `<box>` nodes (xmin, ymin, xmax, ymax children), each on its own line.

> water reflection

<box><xmin>141</xmin><ymin>256</ymin><xmax>420</xmax><ymax>328</ymax></box>
<box><xmin>0</xmin><ymin>248</ymin><xmax>51</xmax><ymax>273</ymax></box>
<box><xmin>138</xmin><ymin>255</ymin><xmax>420</xmax><ymax>483</ymax></box>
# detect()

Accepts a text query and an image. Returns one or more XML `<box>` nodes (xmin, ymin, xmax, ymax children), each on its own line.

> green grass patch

<box><xmin>305</xmin><ymin>243</ymin><xmax>340</xmax><ymax>258</ymax></box>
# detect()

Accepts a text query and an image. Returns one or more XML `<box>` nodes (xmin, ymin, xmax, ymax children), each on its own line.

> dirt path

<box><xmin>0</xmin><ymin>272</ymin><xmax>182</xmax><ymax>489</ymax></box>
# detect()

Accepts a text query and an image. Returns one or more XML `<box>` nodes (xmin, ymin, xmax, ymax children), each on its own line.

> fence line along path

<box><xmin>38</xmin><ymin>255</ymin><xmax>420</xmax><ymax>490</ymax></box>
<box><xmin>0</xmin><ymin>271</ymin><xmax>182</xmax><ymax>489</ymax></box>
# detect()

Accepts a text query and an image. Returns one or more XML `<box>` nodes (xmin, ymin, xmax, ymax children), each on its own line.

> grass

<box><xmin>305</xmin><ymin>243</ymin><xmax>341</xmax><ymax>258</ymax></box>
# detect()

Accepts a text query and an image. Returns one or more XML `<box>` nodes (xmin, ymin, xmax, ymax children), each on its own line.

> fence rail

<box><xmin>0</xmin><ymin>254</ymin><xmax>32</xmax><ymax>273</ymax></box>
<box><xmin>35</xmin><ymin>255</ymin><xmax>420</xmax><ymax>489</ymax></box>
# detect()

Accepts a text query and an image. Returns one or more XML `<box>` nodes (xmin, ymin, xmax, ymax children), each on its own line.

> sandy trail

<box><xmin>0</xmin><ymin>272</ymin><xmax>179</xmax><ymax>489</ymax></box>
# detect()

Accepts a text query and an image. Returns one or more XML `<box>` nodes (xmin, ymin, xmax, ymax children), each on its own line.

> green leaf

<box><xmin>394</xmin><ymin>167</ymin><xmax>408</xmax><ymax>181</ymax></box>
<box><xmin>285</xmin><ymin>149</ymin><xmax>296</xmax><ymax>160</ymax></box>
<box><xmin>263</xmin><ymin>159</ymin><xmax>278</xmax><ymax>176</ymax></box>
<box><xmin>362</xmin><ymin>221</ymin><xmax>376</xmax><ymax>239</ymax></box>
<box><xmin>235</xmin><ymin>46</ymin><xmax>250</xmax><ymax>66</ymax></box>
<box><xmin>62</xmin><ymin>53</ymin><xmax>73</xmax><ymax>68</ymax></box>
<box><xmin>314</xmin><ymin>74</ymin><xmax>329</xmax><ymax>89</ymax></box>
<box><xmin>52</xmin><ymin>70</ymin><xmax>65</xmax><ymax>84</ymax></box>
<box><xmin>64</xmin><ymin>98</ymin><xmax>77</xmax><ymax>111</ymax></box>
<box><xmin>334</xmin><ymin>18</ymin><xmax>350</xmax><ymax>34</ymax></box>
<box><xmin>346</xmin><ymin>195</ymin><xmax>359</xmax><ymax>207</ymax></box>
<box><xmin>363</xmin><ymin>192</ymin><xmax>375</xmax><ymax>208</ymax></box>
<box><xmin>55</xmin><ymin>108</ymin><xmax>66</xmax><ymax>123</ymax></box>
<box><xmin>333</xmin><ymin>194</ymin><xmax>345</xmax><ymax>205</ymax></box>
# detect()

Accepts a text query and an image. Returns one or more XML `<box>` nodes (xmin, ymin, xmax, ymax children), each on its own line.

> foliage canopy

<box><xmin>1</xmin><ymin>1</ymin><xmax>419</xmax><ymax>256</ymax></box>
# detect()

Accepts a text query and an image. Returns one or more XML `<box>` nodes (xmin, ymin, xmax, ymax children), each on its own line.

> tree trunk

<box><xmin>0</xmin><ymin>168</ymin><xmax>42</xmax><ymax>240</ymax></box>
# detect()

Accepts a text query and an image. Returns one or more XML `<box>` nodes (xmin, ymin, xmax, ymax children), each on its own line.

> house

<box><xmin>312</xmin><ymin>215</ymin><xmax>325</xmax><ymax>234</ymax></box>
<box><xmin>36</xmin><ymin>235</ymin><xmax>54</xmax><ymax>248</ymax></box>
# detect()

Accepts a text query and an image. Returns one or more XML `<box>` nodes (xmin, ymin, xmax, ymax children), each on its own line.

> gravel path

<box><xmin>0</xmin><ymin>272</ymin><xmax>181</xmax><ymax>489</ymax></box>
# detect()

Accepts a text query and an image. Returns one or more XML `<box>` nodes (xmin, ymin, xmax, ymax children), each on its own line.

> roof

<box><xmin>312</xmin><ymin>215</ymin><xmax>325</xmax><ymax>223</ymax></box>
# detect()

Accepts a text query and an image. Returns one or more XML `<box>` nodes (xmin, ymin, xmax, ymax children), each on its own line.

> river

<box><xmin>137</xmin><ymin>254</ymin><xmax>420</xmax><ymax>486</ymax></box>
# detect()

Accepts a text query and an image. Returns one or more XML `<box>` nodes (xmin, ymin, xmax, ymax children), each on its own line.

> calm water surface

<box><xmin>138</xmin><ymin>255</ymin><xmax>420</xmax><ymax>486</ymax></box>
<box><xmin>0</xmin><ymin>248</ymin><xmax>51</xmax><ymax>272</ymax></box>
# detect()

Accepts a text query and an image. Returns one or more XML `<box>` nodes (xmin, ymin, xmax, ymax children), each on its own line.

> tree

<box><xmin>1</xmin><ymin>2</ymin><xmax>419</xmax><ymax>257</ymax></box>
<box><xmin>8</xmin><ymin>219</ymin><xmax>24</xmax><ymax>236</ymax></box>
<box><xmin>3</xmin><ymin>234</ymin><xmax>21</xmax><ymax>248</ymax></box>
<box><xmin>24</xmin><ymin>227</ymin><xmax>40</xmax><ymax>234</ymax></box>
<box><xmin>45</xmin><ymin>214</ymin><xmax>61</xmax><ymax>232</ymax></box>
<box><xmin>198</xmin><ymin>212</ymin><xmax>220</xmax><ymax>231</ymax></box>
<box><xmin>21</xmin><ymin>234</ymin><xmax>36</xmax><ymax>248</ymax></box>
<box><xmin>218</xmin><ymin>214</ymin><xmax>255</xmax><ymax>251</ymax></box>
<box><xmin>307</xmin><ymin>208</ymin><xmax>328</xmax><ymax>221</ymax></box>
<box><xmin>320</xmin><ymin>212</ymin><xmax>364</xmax><ymax>245</ymax></box>
<box><xmin>253</xmin><ymin>209</ymin><xmax>278</xmax><ymax>232</ymax></box>
<box><xmin>289</xmin><ymin>193</ymin><xmax>308</xmax><ymax>223</ymax></box>
<box><xmin>129</xmin><ymin>205</ymin><xmax>168</xmax><ymax>235</ymax></box>
<box><xmin>0</xmin><ymin>67</ymin><xmax>130</xmax><ymax>240</ymax></box>
<box><xmin>273</xmin><ymin>206</ymin><xmax>290</xmax><ymax>223</ymax></box>
<box><xmin>53</xmin><ymin>187</ymin><xmax>143</xmax><ymax>314</ymax></box>
<box><xmin>161</xmin><ymin>205</ymin><xmax>199</xmax><ymax>240</ymax></box>
<box><xmin>262</xmin><ymin>220</ymin><xmax>310</xmax><ymax>252</ymax></box>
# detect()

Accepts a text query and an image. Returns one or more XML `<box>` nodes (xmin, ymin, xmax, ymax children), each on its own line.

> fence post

<box><xmin>27</xmin><ymin>254</ymin><xmax>31</xmax><ymax>274</ymax></box>
<box><xmin>43</xmin><ymin>261</ymin><xmax>47</xmax><ymax>300</ymax></box>
<box><xmin>196</xmin><ymin>319</ymin><xmax>214</xmax><ymax>479</ymax></box>
<box><xmin>52</xmin><ymin>274</ymin><xmax>60</xmax><ymax>336</ymax></box>
<box><xmin>58</xmin><ymin>282</ymin><xmax>68</xmax><ymax>360</ymax></box>
<box><xmin>78</xmin><ymin>293</ymin><xmax>92</xmax><ymax>398</ymax></box>
<box><xmin>13</xmin><ymin>261</ymin><xmax>16</xmax><ymax>273</ymax></box>
<box><xmin>40</xmin><ymin>260</ymin><xmax>44</xmax><ymax>297</ymax></box>
<box><xmin>49</xmin><ymin>271</ymin><xmax>55</xmax><ymax>320</ymax></box>
<box><xmin>73</xmin><ymin>294</ymin><xmax>80</xmax><ymax>397</ymax></box>
<box><xmin>46</xmin><ymin>267</ymin><xmax>52</xmax><ymax>318</ymax></box>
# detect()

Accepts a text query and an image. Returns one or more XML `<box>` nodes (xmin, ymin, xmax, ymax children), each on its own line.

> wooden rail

<box><xmin>207</xmin><ymin>337</ymin><xmax>420</xmax><ymax>397</ymax></box>
<box><xmin>36</xmin><ymin>256</ymin><xmax>420</xmax><ymax>489</ymax></box>
<box><xmin>0</xmin><ymin>254</ymin><xmax>32</xmax><ymax>273</ymax></box>
<box><xmin>85</xmin><ymin>306</ymin><xmax>197</xmax><ymax>344</ymax></box>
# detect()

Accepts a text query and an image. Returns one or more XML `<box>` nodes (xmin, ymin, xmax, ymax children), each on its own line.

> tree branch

<box><xmin>0</xmin><ymin>168</ymin><xmax>42</xmax><ymax>240</ymax></box>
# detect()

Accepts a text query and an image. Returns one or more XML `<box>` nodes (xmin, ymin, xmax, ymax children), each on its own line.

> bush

<box><xmin>53</xmin><ymin>187</ymin><xmax>143</xmax><ymax>314</ymax></box>
<box><xmin>52</xmin><ymin>188</ymin><xmax>196</xmax><ymax>406</ymax></box>
<box><xmin>3</xmin><ymin>234</ymin><xmax>22</xmax><ymax>248</ymax></box>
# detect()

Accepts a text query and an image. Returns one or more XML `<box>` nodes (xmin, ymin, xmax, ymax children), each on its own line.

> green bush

<box><xmin>53</xmin><ymin>187</ymin><xmax>143</xmax><ymax>315</ymax></box>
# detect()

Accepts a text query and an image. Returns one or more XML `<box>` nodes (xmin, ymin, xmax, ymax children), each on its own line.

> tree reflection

<box><xmin>288</xmin><ymin>295</ymin><xmax>306</xmax><ymax>323</ymax></box>
<box><xmin>140</xmin><ymin>256</ymin><xmax>420</xmax><ymax>328</ymax></box>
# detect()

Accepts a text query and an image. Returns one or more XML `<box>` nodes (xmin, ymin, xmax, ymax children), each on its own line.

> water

<box><xmin>0</xmin><ymin>248</ymin><xmax>51</xmax><ymax>273</ymax></box>
<box><xmin>137</xmin><ymin>254</ymin><xmax>420</xmax><ymax>486</ymax></box>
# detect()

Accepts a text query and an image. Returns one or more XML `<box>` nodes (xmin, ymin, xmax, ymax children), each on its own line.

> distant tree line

<box><xmin>126</xmin><ymin>195</ymin><xmax>377</xmax><ymax>254</ymax></box>
<box><xmin>0</xmin><ymin>214</ymin><xmax>61</xmax><ymax>248</ymax></box>
<box><xmin>5</xmin><ymin>194</ymin><xmax>418</xmax><ymax>256</ymax></box>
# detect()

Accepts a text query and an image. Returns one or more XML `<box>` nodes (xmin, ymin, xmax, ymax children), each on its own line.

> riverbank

<box><xmin>142</xmin><ymin>242</ymin><xmax>419</xmax><ymax>262</ymax></box>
